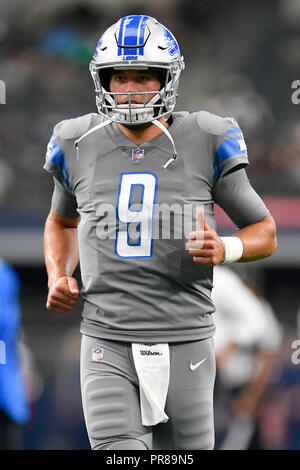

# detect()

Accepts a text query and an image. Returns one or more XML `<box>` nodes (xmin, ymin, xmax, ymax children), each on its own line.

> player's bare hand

<box><xmin>188</xmin><ymin>209</ymin><xmax>225</xmax><ymax>265</ymax></box>
<box><xmin>46</xmin><ymin>276</ymin><xmax>80</xmax><ymax>314</ymax></box>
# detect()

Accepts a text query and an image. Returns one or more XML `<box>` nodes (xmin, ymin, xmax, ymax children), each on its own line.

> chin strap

<box><xmin>153</xmin><ymin>119</ymin><xmax>178</xmax><ymax>169</ymax></box>
<box><xmin>74</xmin><ymin>119</ymin><xmax>113</xmax><ymax>159</ymax></box>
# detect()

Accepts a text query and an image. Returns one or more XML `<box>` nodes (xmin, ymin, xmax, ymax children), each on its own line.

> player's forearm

<box><xmin>44</xmin><ymin>215</ymin><xmax>79</xmax><ymax>288</ymax></box>
<box><xmin>235</xmin><ymin>215</ymin><xmax>277</xmax><ymax>262</ymax></box>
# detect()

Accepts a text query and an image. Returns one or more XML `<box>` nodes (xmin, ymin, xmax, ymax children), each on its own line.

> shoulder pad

<box><xmin>54</xmin><ymin>113</ymin><xmax>99</xmax><ymax>140</ymax></box>
<box><xmin>196</xmin><ymin>111</ymin><xmax>239</xmax><ymax>136</ymax></box>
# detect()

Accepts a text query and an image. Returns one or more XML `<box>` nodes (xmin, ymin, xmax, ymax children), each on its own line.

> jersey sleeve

<box><xmin>51</xmin><ymin>177</ymin><xmax>79</xmax><ymax>219</ymax></box>
<box><xmin>43</xmin><ymin>125</ymin><xmax>72</xmax><ymax>191</ymax></box>
<box><xmin>212</xmin><ymin>168</ymin><xmax>270</xmax><ymax>230</ymax></box>
<box><xmin>212</xmin><ymin>117</ymin><xmax>249</xmax><ymax>182</ymax></box>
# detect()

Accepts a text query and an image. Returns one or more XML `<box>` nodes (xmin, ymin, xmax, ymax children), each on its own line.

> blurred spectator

<box><xmin>212</xmin><ymin>265</ymin><xmax>283</xmax><ymax>450</ymax></box>
<box><xmin>207</xmin><ymin>74</ymin><xmax>274</xmax><ymax>145</ymax></box>
<box><xmin>0</xmin><ymin>159</ymin><xmax>14</xmax><ymax>207</ymax></box>
<box><xmin>265</xmin><ymin>120</ymin><xmax>300</xmax><ymax>195</ymax></box>
<box><xmin>258</xmin><ymin>333</ymin><xmax>300</xmax><ymax>450</ymax></box>
<box><xmin>50</xmin><ymin>326</ymin><xmax>89</xmax><ymax>449</ymax></box>
<box><xmin>0</xmin><ymin>259</ymin><xmax>30</xmax><ymax>449</ymax></box>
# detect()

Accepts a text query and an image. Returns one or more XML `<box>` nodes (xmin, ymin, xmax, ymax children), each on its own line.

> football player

<box><xmin>43</xmin><ymin>15</ymin><xmax>277</xmax><ymax>450</ymax></box>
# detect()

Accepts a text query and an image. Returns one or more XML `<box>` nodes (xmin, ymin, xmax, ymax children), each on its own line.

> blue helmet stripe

<box><xmin>117</xmin><ymin>15</ymin><xmax>149</xmax><ymax>57</ymax></box>
<box><xmin>123</xmin><ymin>15</ymin><xmax>142</xmax><ymax>46</ymax></box>
<box><xmin>122</xmin><ymin>15</ymin><xmax>142</xmax><ymax>56</ymax></box>
<box><xmin>117</xmin><ymin>16</ymin><xmax>127</xmax><ymax>56</ymax></box>
<box><xmin>138</xmin><ymin>16</ymin><xmax>149</xmax><ymax>55</ymax></box>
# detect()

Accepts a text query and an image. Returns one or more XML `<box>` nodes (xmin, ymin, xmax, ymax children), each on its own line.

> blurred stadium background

<box><xmin>0</xmin><ymin>0</ymin><xmax>299</xmax><ymax>450</ymax></box>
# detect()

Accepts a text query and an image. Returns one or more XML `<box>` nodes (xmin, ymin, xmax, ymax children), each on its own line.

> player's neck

<box><xmin>117</xmin><ymin>117</ymin><xmax>169</xmax><ymax>146</ymax></box>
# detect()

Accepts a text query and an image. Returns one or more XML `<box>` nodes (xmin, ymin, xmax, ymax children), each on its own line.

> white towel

<box><xmin>132</xmin><ymin>343</ymin><xmax>170</xmax><ymax>426</ymax></box>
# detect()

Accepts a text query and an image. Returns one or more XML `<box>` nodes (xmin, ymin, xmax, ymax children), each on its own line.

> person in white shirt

<box><xmin>212</xmin><ymin>265</ymin><xmax>283</xmax><ymax>450</ymax></box>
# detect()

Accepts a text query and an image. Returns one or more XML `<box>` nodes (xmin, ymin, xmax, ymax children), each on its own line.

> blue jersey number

<box><xmin>115</xmin><ymin>172</ymin><xmax>157</xmax><ymax>258</ymax></box>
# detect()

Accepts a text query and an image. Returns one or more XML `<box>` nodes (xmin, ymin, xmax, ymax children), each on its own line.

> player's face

<box><xmin>109</xmin><ymin>69</ymin><xmax>161</xmax><ymax>105</ymax></box>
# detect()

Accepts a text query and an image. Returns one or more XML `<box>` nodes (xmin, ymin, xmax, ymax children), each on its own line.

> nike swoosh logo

<box><xmin>189</xmin><ymin>357</ymin><xmax>207</xmax><ymax>371</ymax></box>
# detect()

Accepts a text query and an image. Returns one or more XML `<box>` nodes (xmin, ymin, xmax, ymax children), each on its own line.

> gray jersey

<box><xmin>44</xmin><ymin>111</ymin><xmax>269</xmax><ymax>343</ymax></box>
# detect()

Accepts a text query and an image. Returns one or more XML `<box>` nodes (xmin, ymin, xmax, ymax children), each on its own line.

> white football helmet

<box><xmin>89</xmin><ymin>15</ymin><xmax>185</xmax><ymax>125</ymax></box>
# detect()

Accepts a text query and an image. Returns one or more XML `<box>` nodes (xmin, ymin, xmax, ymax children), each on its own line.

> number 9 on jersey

<box><xmin>115</xmin><ymin>172</ymin><xmax>157</xmax><ymax>258</ymax></box>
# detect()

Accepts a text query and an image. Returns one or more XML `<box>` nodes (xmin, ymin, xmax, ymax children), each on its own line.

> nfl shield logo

<box><xmin>92</xmin><ymin>347</ymin><xmax>104</xmax><ymax>361</ymax></box>
<box><xmin>132</xmin><ymin>148</ymin><xmax>144</xmax><ymax>163</ymax></box>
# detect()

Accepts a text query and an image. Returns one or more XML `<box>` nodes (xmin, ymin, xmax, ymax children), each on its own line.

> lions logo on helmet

<box><xmin>89</xmin><ymin>15</ymin><xmax>185</xmax><ymax>125</ymax></box>
<box><xmin>164</xmin><ymin>29</ymin><xmax>179</xmax><ymax>56</ymax></box>
<box><xmin>94</xmin><ymin>36</ymin><xmax>104</xmax><ymax>57</ymax></box>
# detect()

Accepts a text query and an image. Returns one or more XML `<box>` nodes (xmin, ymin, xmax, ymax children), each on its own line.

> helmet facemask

<box><xmin>90</xmin><ymin>62</ymin><xmax>182</xmax><ymax>125</ymax></box>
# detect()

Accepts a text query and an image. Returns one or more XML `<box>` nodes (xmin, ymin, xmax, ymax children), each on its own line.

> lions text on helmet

<box><xmin>89</xmin><ymin>15</ymin><xmax>185</xmax><ymax>125</ymax></box>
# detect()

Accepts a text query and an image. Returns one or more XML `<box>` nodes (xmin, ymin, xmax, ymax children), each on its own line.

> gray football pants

<box><xmin>80</xmin><ymin>334</ymin><xmax>216</xmax><ymax>450</ymax></box>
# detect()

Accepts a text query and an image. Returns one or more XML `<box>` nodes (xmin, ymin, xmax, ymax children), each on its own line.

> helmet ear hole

<box><xmin>99</xmin><ymin>69</ymin><xmax>113</xmax><ymax>92</ymax></box>
<box><xmin>159</xmin><ymin>70</ymin><xmax>167</xmax><ymax>90</ymax></box>
<box><xmin>148</xmin><ymin>67</ymin><xmax>167</xmax><ymax>91</ymax></box>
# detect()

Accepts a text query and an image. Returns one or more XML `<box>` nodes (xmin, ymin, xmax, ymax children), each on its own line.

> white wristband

<box><xmin>219</xmin><ymin>237</ymin><xmax>244</xmax><ymax>264</ymax></box>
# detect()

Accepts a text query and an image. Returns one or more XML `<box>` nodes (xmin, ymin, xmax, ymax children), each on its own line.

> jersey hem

<box><xmin>80</xmin><ymin>320</ymin><xmax>215</xmax><ymax>344</ymax></box>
